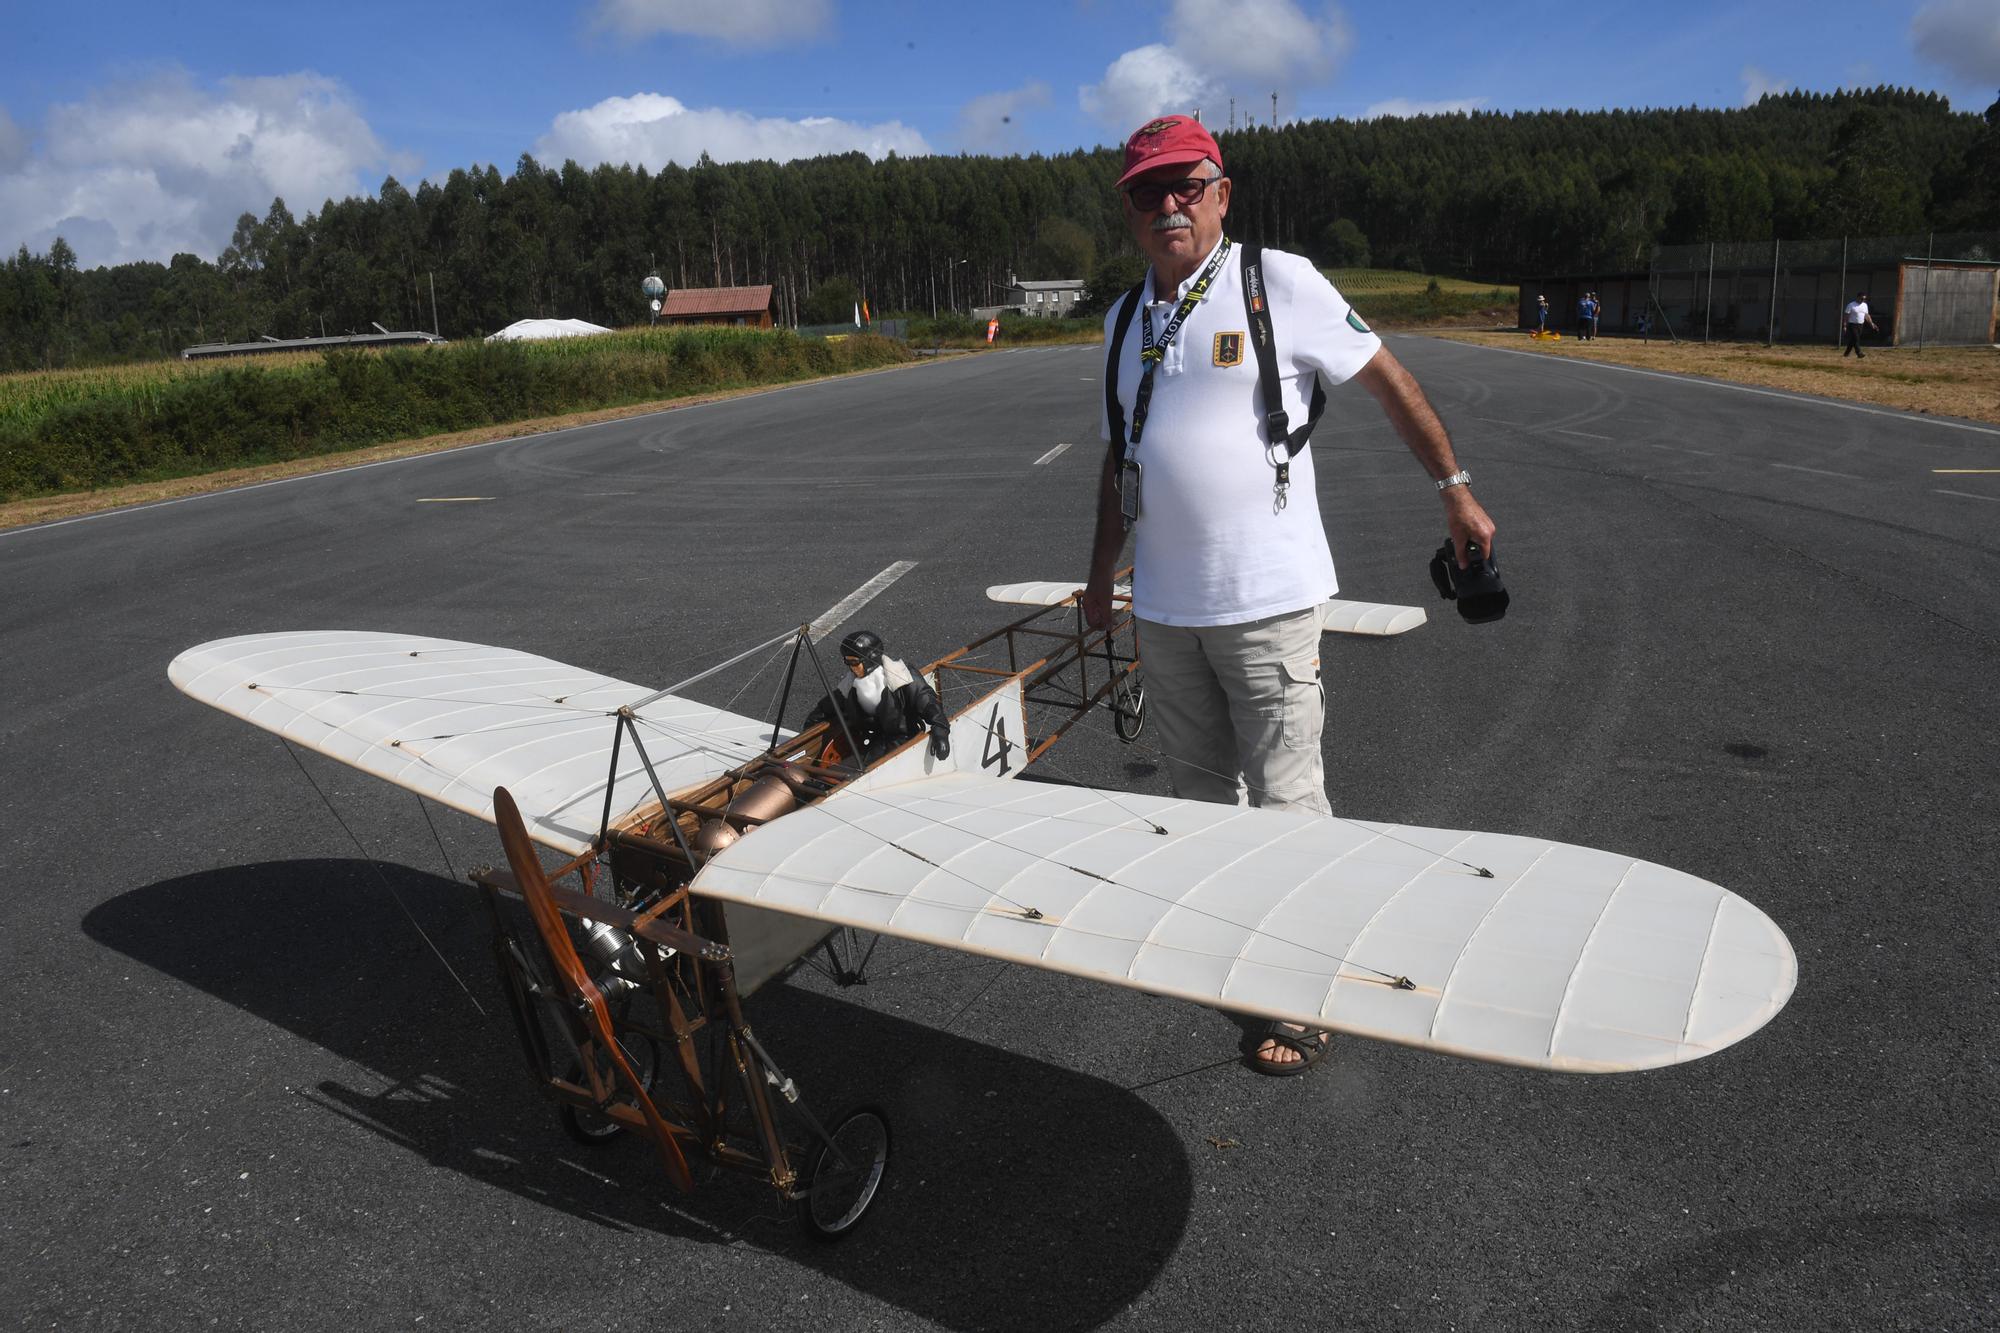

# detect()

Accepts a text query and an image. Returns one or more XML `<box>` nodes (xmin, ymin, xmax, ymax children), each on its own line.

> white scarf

<box><xmin>850</xmin><ymin>665</ymin><xmax>888</xmax><ymax>714</ymax></box>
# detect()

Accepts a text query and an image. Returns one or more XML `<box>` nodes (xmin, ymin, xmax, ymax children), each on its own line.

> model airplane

<box><xmin>169</xmin><ymin>582</ymin><xmax>1795</xmax><ymax>1238</ymax></box>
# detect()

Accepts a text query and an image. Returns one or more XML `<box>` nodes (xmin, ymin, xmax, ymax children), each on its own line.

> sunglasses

<box><xmin>1125</xmin><ymin>173</ymin><xmax>1222</xmax><ymax>211</ymax></box>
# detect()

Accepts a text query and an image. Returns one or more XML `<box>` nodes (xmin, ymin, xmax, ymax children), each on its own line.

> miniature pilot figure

<box><xmin>805</xmin><ymin>629</ymin><xmax>951</xmax><ymax>762</ymax></box>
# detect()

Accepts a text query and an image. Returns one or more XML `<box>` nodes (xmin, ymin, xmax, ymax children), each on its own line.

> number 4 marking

<box><xmin>981</xmin><ymin>705</ymin><xmax>1014</xmax><ymax>775</ymax></box>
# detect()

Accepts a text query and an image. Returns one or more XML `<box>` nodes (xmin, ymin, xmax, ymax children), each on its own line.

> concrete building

<box><xmin>999</xmin><ymin>273</ymin><xmax>1086</xmax><ymax>318</ymax></box>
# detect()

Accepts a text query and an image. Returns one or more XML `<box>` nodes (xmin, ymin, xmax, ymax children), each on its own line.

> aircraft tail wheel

<box><xmin>799</xmin><ymin>1106</ymin><xmax>891</xmax><ymax>1241</ymax></box>
<box><xmin>1112</xmin><ymin>677</ymin><xmax>1146</xmax><ymax>743</ymax></box>
<box><xmin>560</xmin><ymin>1033</ymin><xmax>659</xmax><ymax>1146</ymax></box>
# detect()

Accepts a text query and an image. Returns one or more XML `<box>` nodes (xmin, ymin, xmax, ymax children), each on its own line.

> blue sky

<box><xmin>4</xmin><ymin>0</ymin><xmax>1995</xmax><ymax>268</ymax></box>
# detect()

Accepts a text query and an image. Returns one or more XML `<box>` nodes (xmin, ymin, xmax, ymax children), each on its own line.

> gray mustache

<box><xmin>1151</xmin><ymin>214</ymin><xmax>1193</xmax><ymax>232</ymax></box>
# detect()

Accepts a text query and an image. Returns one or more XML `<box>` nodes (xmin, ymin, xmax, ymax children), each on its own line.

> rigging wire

<box><xmin>281</xmin><ymin>739</ymin><xmax>488</xmax><ymax>1016</ymax></box>
<box><xmin>415</xmin><ymin>792</ymin><xmax>459</xmax><ymax>884</ymax></box>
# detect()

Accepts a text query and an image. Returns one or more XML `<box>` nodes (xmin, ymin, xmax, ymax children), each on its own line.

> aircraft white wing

<box><xmin>689</xmin><ymin>771</ymin><xmax>1795</xmax><ymax>1073</ymax></box>
<box><xmin>985</xmin><ymin>582</ymin><xmax>1426</xmax><ymax>636</ymax></box>
<box><xmin>170</xmin><ymin>632</ymin><xmax>778</xmax><ymax>855</ymax></box>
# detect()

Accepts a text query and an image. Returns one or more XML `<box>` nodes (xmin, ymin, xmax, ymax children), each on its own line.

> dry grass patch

<box><xmin>1431</xmin><ymin>331</ymin><xmax>2000</xmax><ymax>426</ymax></box>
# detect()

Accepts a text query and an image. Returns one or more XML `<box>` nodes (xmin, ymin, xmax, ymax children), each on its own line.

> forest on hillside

<box><xmin>3</xmin><ymin>87</ymin><xmax>1995</xmax><ymax>370</ymax></box>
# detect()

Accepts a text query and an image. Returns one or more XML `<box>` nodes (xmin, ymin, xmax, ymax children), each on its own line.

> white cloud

<box><xmin>1081</xmin><ymin>0</ymin><xmax>1352</xmax><ymax>132</ymax></box>
<box><xmin>1740</xmin><ymin>65</ymin><xmax>1792</xmax><ymax>105</ymax></box>
<box><xmin>534</xmin><ymin>92</ymin><xmax>928</xmax><ymax>169</ymax></box>
<box><xmin>957</xmin><ymin>82</ymin><xmax>1051</xmax><ymax>153</ymax></box>
<box><xmin>1165</xmin><ymin>0</ymin><xmax>1353</xmax><ymax>87</ymax></box>
<box><xmin>1080</xmin><ymin>44</ymin><xmax>1220</xmax><ymax>132</ymax></box>
<box><xmin>0</xmin><ymin>70</ymin><xmax>410</xmax><ymax>268</ymax></box>
<box><xmin>1364</xmin><ymin>97</ymin><xmax>1489</xmax><ymax>119</ymax></box>
<box><xmin>593</xmin><ymin>0</ymin><xmax>830</xmax><ymax>46</ymax></box>
<box><xmin>1911</xmin><ymin>0</ymin><xmax>2000</xmax><ymax>91</ymax></box>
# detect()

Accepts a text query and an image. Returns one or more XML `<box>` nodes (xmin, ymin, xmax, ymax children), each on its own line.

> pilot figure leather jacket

<box><xmin>804</xmin><ymin>656</ymin><xmax>946</xmax><ymax>759</ymax></box>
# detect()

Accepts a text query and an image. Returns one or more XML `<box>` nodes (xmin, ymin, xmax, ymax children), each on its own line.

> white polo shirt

<box><xmin>1844</xmin><ymin>300</ymin><xmax>1869</xmax><ymax>326</ymax></box>
<box><xmin>1100</xmin><ymin>237</ymin><xmax>1381</xmax><ymax>627</ymax></box>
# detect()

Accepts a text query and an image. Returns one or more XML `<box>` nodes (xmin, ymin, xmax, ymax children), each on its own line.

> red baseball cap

<box><xmin>1116</xmin><ymin>114</ymin><xmax>1224</xmax><ymax>188</ymax></box>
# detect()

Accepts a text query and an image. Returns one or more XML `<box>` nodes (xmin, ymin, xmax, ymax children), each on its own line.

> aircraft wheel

<box><xmin>799</xmin><ymin>1106</ymin><xmax>891</xmax><ymax>1241</ymax></box>
<box><xmin>1112</xmin><ymin>677</ymin><xmax>1146</xmax><ymax>743</ymax></box>
<box><xmin>559</xmin><ymin>1034</ymin><xmax>658</xmax><ymax>1147</ymax></box>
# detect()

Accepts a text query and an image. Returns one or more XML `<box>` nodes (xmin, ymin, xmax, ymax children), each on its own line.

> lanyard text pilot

<box><xmin>1117</xmin><ymin>238</ymin><xmax>1232</xmax><ymax>531</ymax></box>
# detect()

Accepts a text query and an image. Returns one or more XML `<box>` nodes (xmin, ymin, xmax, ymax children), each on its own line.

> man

<box><xmin>1843</xmin><ymin>291</ymin><xmax>1878</xmax><ymax>358</ymax></box>
<box><xmin>1081</xmin><ymin>114</ymin><xmax>1496</xmax><ymax>1074</ymax></box>
<box><xmin>1536</xmin><ymin>293</ymin><xmax>1550</xmax><ymax>334</ymax></box>
<box><xmin>804</xmin><ymin>629</ymin><xmax>951</xmax><ymax>764</ymax></box>
<box><xmin>1577</xmin><ymin>291</ymin><xmax>1597</xmax><ymax>340</ymax></box>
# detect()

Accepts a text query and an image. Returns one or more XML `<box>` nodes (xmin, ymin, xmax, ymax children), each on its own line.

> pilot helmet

<box><xmin>840</xmin><ymin>629</ymin><xmax>885</xmax><ymax>672</ymax></box>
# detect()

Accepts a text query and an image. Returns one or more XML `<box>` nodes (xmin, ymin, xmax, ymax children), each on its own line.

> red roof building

<box><xmin>658</xmin><ymin>285</ymin><xmax>776</xmax><ymax>328</ymax></box>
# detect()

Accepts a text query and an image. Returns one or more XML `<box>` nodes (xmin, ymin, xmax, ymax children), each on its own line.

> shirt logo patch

<box><xmin>1212</xmin><ymin>332</ymin><xmax>1244</xmax><ymax>367</ymax></box>
<box><xmin>1346</xmin><ymin>310</ymin><xmax>1371</xmax><ymax>334</ymax></box>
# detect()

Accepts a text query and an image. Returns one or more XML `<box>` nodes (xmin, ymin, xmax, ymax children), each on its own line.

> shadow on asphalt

<box><xmin>85</xmin><ymin>858</ymin><xmax>1192</xmax><ymax>1332</ymax></box>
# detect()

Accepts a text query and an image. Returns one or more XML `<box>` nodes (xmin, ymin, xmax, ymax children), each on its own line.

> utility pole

<box><xmin>1229</xmin><ymin>97</ymin><xmax>1235</xmax><ymax>131</ymax></box>
<box><xmin>428</xmin><ymin>272</ymin><xmax>439</xmax><ymax>337</ymax></box>
<box><xmin>1767</xmin><ymin>239</ymin><xmax>1779</xmax><ymax>347</ymax></box>
<box><xmin>1271</xmin><ymin>92</ymin><xmax>1278</xmax><ymax>128</ymax></box>
<box><xmin>1704</xmin><ymin>242</ymin><xmax>1714</xmax><ymax>344</ymax></box>
<box><xmin>1835</xmin><ymin>237</ymin><xmax>1847</xmax><ymax>347</ymax></box>
<box><xmin>1917</xmin><ymin>231</ymin><xmax>1934</xmax><ymax>352</ymax></box>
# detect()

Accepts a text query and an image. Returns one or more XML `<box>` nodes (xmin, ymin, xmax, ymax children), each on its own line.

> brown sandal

<box><xmin>1250</xmin><ymin>1022</ymin><xmax>1331</xmax><ymax>1077</ymax></box>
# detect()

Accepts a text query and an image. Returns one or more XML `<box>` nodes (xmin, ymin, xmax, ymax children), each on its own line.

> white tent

<box><xmin>484</xmin><ymin>318</ymin><xmax>613</xmax><ymax>342</ymax></box>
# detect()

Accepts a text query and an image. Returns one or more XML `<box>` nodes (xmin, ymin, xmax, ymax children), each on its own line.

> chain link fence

<box><xmin>1522</xmin><ymin>231</ymin><xmax>2000</xmax><ymax>347</ymax></box>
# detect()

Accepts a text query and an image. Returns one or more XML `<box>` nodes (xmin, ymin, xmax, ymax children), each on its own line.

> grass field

<box><xmin>1433</xmin><ymin>330</ymin><xmax>2000</xmax><ymax>426</ymax></box>
<box><xmin>0</xmin><ymin>326</ymin><xmax>910</xmax><ymax>503</ymax></box>
<box><xmin>1325</xmin><ymin>268</ymin><xmax>1518</xmax><ymax>327</ymax></box>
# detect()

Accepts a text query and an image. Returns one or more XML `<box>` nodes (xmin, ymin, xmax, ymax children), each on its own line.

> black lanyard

<box><xmin>1123</xmin><ymin>238</ymin><xmax>1231</xmax><ymax>460</ymax></box>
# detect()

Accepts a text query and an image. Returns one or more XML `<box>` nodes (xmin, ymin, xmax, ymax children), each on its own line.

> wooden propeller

<box><xmin>493</xmin><ymin>786</ymin><xmax>694</xmax><ymax>1192</ymax></box>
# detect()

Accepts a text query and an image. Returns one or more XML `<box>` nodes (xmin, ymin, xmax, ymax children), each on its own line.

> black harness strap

<box><xmin>1242</xmin><ymin>242</ymin><xmax>1326</xmax><ymax>506</ymax></box>
<box><xmin>1103</xmin><ymin>283</ymin><xmax>1145</xmax><ymax>460</ymax></box>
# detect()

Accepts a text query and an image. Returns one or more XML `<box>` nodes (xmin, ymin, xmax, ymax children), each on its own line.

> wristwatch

<box><xmin>1435</xmin><ymin>470</ymin><xmax>1472</xmax><ymax>491</ymax></box>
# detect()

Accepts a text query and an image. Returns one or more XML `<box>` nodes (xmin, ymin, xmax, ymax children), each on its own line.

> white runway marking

<box><xmin>1935</xmin><ymin>489</ymin><xmax>2000</xmax><ymax>504</ymax></box>
<box><xmin>1553</xmin><ymin>428</ymin><xmax>1612</xmax><ymax>440</ymax></box>
<box><xmin>1769</xmin><ymin>463</ymin><xmax>1862</xmax><ymax>480</ymax></box>
<box><xmin>1035</xmin><ymin>443</ymin><xmax>1072</xmax><ymax>465</ymax></box>
<box><xmin>1629</xmin><ymin>441</ymin><xmax>1717</xmax><ymax>456</ymax></box>
<box><xmin>810</xmin><ymin>560</ymin><xmax>919</xmax><ymax>638</ymax></box>
<box><xmin>415</xmin><ymin>496</ymin><xmax>494</xmax><ymax>502</ymax></box>
<box><xmin>1447</xmin><ymin>340</ymin><xmax>2000</xmax><ymax>437</ymax></box>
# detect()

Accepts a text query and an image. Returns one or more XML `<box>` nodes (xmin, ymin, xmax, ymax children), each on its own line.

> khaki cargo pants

<box><xmin>1137</xmin><ymin>605</ymin><xmax>1330</xmax><ymax>816</ymax></box>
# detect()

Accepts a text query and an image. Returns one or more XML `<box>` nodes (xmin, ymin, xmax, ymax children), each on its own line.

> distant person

<box><xmin>1536</xmin><ymin>294</ymin><xmax>1549</xmax><ymax>333</ymax></box>
<box><xmin>1842</xmin><ymin>292</ymin><xmax>1878</xmax><ymax>359</ymax></box>
<box><xmin>1634</xmin><ymin>306</ymin><xmax>1651</xmax><ymax>343</ymax></box>
<box><xmin>1590</xmin><ymin>292</ymin><xmax>1602</xmax><ymax>340</ymax></box>
<box><xmin>1577</xmin><ymin>292</ymin><xmax>1596</xmax><ymax>341</ymax></box>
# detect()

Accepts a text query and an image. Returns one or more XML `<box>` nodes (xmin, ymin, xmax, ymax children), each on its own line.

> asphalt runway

<box><xmin>4</xmin><ymin>337</ymin><xmax>1995</xmax><ymax>1331</ymax></box>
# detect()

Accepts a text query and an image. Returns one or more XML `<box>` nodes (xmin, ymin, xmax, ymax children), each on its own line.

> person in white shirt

<box><xmin>1842</xmin><ymin>292</ymin><xmax>1878</xmax><ymax>358</ymax></box>
<box><xmin>1082</xmin><ymin>114</ymin><xmax>1497</xmax><ymax>1075</ymax></box>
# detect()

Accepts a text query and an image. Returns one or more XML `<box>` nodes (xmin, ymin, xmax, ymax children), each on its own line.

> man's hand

<box><xmin>1080</xmin><ymin>575</ymin><xmax>1114</xmax><ymax>631</ymax></box>
<box><xmin>1445</xmin><ymin>487</ymin><xmax>1497</xmax><ymax>569</ymax></box>
<box><xmin>928</xmin><ymin>721</ymin><xmax>951</xmax><ymax>760</ymax></box>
